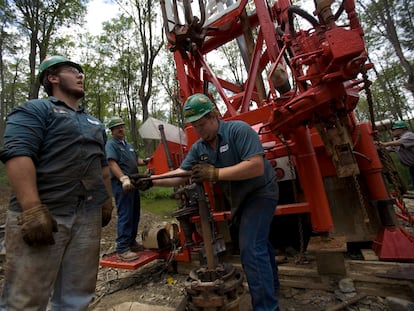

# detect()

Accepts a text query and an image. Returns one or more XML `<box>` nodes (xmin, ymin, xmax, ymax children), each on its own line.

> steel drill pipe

<box><xmin>129</xmin><ymin>172</ymin><xmax>192</xmax><ymax>182</ymax></box>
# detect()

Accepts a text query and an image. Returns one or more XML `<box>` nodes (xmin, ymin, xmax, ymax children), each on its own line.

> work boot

<box><xmin>117</xmin><ymin>250</ymin><xmax>139</xmax><ymax>261</ymax></box>
<box><xmin>130</xmin><ymin>241</ymin><xmax>144</xmax><ymax>252</ymax></box>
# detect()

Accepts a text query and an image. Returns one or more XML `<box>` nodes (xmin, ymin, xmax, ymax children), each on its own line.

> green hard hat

<box><xmin>391</xmin><ymin>120</ymin><xmax>408</xmax><ymax>130</ymax></box>
<box><xmin>107</xmin><ymin>116</ymin><xmax>125</xmax><ymax>129</ymax></box>
<box><xmin>183</xmin><ymin>93</ymin><xmax>215</xmax><ymax>123</ymax></box>
<box><xmin>38</xmin><ymin>55</ymin><xmax>83</xmax><ymax>82</ymax></box>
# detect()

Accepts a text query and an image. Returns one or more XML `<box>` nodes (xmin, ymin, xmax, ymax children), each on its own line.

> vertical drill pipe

<box><xmin>195</xmin><ymin>183</ymin><xmax>216</xmax><ymax>270</ymax></box>
<box><xmin>159</xmin><ymin>124</ymin><xmax>175</xmax><ymax>171</ymax></box>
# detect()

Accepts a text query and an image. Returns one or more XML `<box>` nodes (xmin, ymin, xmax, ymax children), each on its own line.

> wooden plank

<box><xmin>360</xmin><ymin>249</ymin><xmax>379</xmax><ymax>261</ymax></box>
<box><xmin>307</xmin><ymin>236</ymin><xmax>347</xmax><ymax>252</ymax></box>
<box><xmin>280</xmin><ymin>279</ymin><xmax>333</xmax><ymax>291</ymax></box>
<box><xmin>347</xmin><ymin>259</ymin><xmax>414</xmax><ymax>274</ymax></box>
<box><xmin>315</xmin><ymin>252</ymin><xmax>346</xmax><ymax>275</ymax></box>
<box><xmin>177</xmin><ymin>256</ymin><xmax>414</xmax><ymax>300</ymax></box>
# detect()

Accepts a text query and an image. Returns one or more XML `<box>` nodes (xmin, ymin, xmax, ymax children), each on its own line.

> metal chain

<box><xmin>278</xmin><ymin>135</ymin><xmax>307</xmax><ymax>264</ymax></box>
<box><xmin>295</xmin><ymin>215</ymin><xmax>308</xmax><ymax>264</ymax></box>
<box><xmin>278</xmin><ymin>135</ymin><xmax>298</xmax><ymax>200</ymax></box>
<box><xmin>377</xmin><ymin>145</ymin><xmax>413</xmax><ymax>225</ymax></box>
<box><xmin>352</xmin><ymin>174</ymin><xmax>372</xmax><ymax>232</ymax></box>
<box><xmin>362</xmin><ymin>66</ymin><xmax>412</xmax><ymax>225</ymax></box>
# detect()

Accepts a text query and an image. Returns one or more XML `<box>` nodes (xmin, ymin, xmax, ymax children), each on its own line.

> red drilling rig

<box><xmin>101</xmin><ymin>0</ymin><xmax>414</xmax><ymax>308</ymax></box>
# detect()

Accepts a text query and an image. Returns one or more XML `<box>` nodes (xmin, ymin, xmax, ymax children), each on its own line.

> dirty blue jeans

<box><xmin>0</xmin><ymin>202</ymin><xmax>101</xmax><ymax>310</ymax></box>
<box><xmin>238</xmin><ymin>196</ymin><xmax>280</xmax><ymax>311</ymax></box>
<box><xmin>111</xmin><ymin>180</ymin><xmax>141</xmax><ymax>253</ymax></box>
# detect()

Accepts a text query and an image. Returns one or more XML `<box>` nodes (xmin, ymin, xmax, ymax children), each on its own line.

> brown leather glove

<box><xmin>135</xmin><ymin>179</ymin><xmax>153</xmax><ymax>191</ymax></box>
<box><xmin>102</xmin><ymin>198</ymin><xmax>114</xmax><ymax>227</ymax></box>
<box><xmin>130</xmin><ymin>174</ymin><xmax>153</xmax><ymax>191</ymax></box>
<box><xmin>17</xmin><ymin>204</ymin><xmax>58</xmax><ymax>246</ymax></box>
<box><xmin>120</xmin><ymin>175</ymin><xmax>134</xmax><ymax>192</ymax></box>
<box><xmin>192</xmin><ymin>163</ymin><xmax>219</xmax><ymax>183</ymax></box>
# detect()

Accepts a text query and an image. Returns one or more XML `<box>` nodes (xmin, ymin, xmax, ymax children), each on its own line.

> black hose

<box><xmin>287</xmin><ymin>6</ymin><xmax>319</xmax><ymax>39</ymax></box>
<box><xmin>334</xmin><ymin>0</ymin><xmax>346</xmax><ymax>21</ymax></box>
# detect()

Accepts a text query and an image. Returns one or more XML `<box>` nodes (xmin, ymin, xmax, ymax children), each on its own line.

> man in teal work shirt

<box><xmin>136</xmin><ymin>93</ymin><xmax>280</xmax><ymax>311</ymax></box>
<box><xmin>0</xmin><ymin>55</ymin><xmax>113</xmax><ymax>310</ymax></box>
<box><xmin>106</xmin><ymin>116</ymin><xmax>150</xmax><ymax>261</ymax></box>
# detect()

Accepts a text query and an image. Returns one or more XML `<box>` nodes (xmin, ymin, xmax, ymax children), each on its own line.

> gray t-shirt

<box><xmin>388</xmin><ymin>131</ymin><xmax>414</xmax><ymax>167</ymax></box>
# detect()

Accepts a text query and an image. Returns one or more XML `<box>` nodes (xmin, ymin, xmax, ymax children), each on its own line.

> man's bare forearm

<box><xmin>6</xmin><ymin>156</ymin><xmax>40</xmax><ymax>210</ymax></box>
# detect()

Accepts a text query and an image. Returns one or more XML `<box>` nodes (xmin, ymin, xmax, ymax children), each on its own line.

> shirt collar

<box><xmin>49</xmin><ymin>96</ymin><xmax>84</xmax><ymax>112</ymax></box>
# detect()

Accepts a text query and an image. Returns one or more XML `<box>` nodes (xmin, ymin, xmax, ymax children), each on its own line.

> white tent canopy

<box><xmin>138</xmin><ymin>117</ymin><xmax>187</xmax><ymax>145</ymax></box>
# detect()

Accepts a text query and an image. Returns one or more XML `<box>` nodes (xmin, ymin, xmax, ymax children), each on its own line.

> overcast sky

<box><xmin>86</xmin><ymin>0</ymin><xmax>120</xmax><ymax>35</ymax></box>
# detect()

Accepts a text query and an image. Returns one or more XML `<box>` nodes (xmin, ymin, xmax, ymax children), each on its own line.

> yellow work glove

<box><xmin>17</xmin><ymin>204</ymin><xmax>58</xmax><ymax>246</ymax></box>
<box><xmin>191</xmin><ymin>163</ymin><xmax>219</xmax><ymax>183</ymax></box>
<box><xmin>120</xmin><ymin>175</ymin><xmax>134</xmax><ymax>192</ymax></box>
<box><xmin>102</xmin><ymin>198</ymin><xmax>114</xmax><ymax>227</ymax></box>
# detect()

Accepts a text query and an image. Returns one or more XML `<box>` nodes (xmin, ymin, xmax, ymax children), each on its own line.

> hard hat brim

<box><xmin>185</xmin><ymin>112</ymin><xmax>209</xmax><ymax>123</ymax></box>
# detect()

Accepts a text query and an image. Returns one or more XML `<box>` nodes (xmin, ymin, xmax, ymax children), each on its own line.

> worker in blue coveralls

<box><xmin>136</xmin><ymin>93</ymin><xmax>280</xmax><ymax>311</ymax></box>
<box><xmin>105</xmin><ymin>116</ymin><xmax>150</xmax><ymax>262</ymax></box>
<box><xmin>0</xmin><ymin>55</ymin><xmax>114</xmax><ymax>310</ymax></box>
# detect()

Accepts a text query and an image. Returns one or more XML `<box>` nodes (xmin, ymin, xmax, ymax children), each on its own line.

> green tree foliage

<box><xmin>153</xmin><ymin>50</ymin><xmax>183</xmax><ymax>127</ymax></box>
<box><xmin>93</xmin><ymin>14</ymin><xmax>147</xmax><ymax>149</ymax></box>
<box><xmin>91</xmin><ymin>0</ymin><xmax>165</xmax><ymax>154</ymax></box>
<box><xmin>357</xmin><ymin>0</ymin><xmax>414</xmax><ymax>123</ymax></box>
<box><xmin>1</xmin><ymin>0</ymin><xmax>412</xmax><ymax>155</ymax></box>
<box><xmin>218</xmin><ymin>40</ymin><xmax>247</xmax><ymax>88</ymax></box>
<box><xmin>10</xmin><ymin>0</ymin><xmax>88</xmax><ymax>99</ymax></box>
<box><xmin>118</xmin><ymin>0</ymin><xmax>164</xmax><ymax>155</ymax></box>
<box><xmin>0</xmin><ymin>0</ymin><xmax>28</xmax><ymax>143</ymax></box>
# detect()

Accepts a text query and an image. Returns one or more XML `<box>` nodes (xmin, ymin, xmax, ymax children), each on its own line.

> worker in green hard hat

<box><xmin>38</xmin><ymin>55</ymin><xmax>84</xmax><ymax>97</ymax></box>
<box><xmin>0</xmin><ymin>55</ymin><xmax>113</xmax><ymax>309</ymax></box>
<box><xmin>182</xmin><ymin>93</ymin><xmax>216</xmax><ymax>123</ymax></box>
<box><xmin>105</xmin><ymin>116</ymin><xmax>151</xmax><ymax>262</ymax></box>
<box><xmin>391</xmin><ymin>120</ymin><xmax>409</xmax><ymax>131</ymax></box>
<box><xmin>107</xmin><ymin>116</ymin><xmax>126</xmax><ymax>130</ymax></box>
<box><xmin>135</xmin><ymin>93</ymin><xmax>281</xmax><ymax>311</ymax></box>
<box><xmin>381</xmin><ymin>120</ymin><xmax>414</xmax><ymax>188</ymax></box>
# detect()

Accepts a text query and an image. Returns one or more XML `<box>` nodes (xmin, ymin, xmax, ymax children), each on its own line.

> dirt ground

<box><xmin>0</xmin><ymin>184</ymin><xmax>412</xmax><ymax>310</ymax></box>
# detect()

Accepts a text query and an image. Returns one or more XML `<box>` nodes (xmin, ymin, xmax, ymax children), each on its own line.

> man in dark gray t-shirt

<box><xmin>381</xmin><ymin>120</ymin><xmax>414</xmax><ymax>187</ymax></box>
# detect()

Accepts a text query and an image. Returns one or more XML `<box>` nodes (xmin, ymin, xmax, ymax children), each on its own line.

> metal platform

<box><xmin>100</xmin><ymin>250</ymin><xmax>161</xmax><ymax>270</ymax></box>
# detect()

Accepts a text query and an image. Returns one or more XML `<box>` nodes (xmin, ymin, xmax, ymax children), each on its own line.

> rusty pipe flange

<box><xmin>189</xmin><ymin>263</ymin><xmax>236</xmax><ymax>283</ymax></box>
<box><xmin>184</xmin><ymin>262</ymin><xmax>245</xmax><ymax>310</ymax></box>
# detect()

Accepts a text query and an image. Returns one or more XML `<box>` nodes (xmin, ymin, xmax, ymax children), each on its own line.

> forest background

<box><xmin>0</xmin><ymin>0</ymin><xmax>413</xmax><ymax>184</ymax></box>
